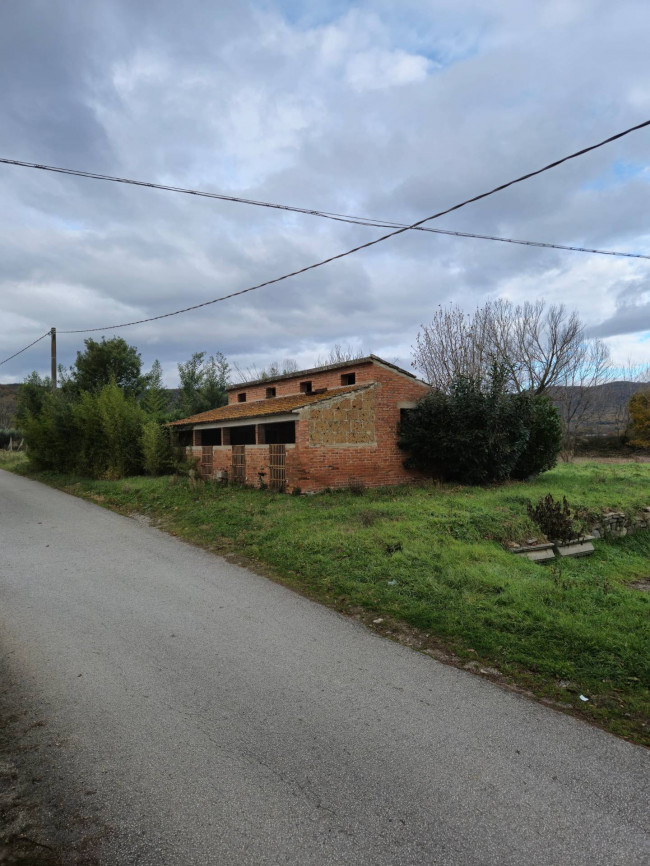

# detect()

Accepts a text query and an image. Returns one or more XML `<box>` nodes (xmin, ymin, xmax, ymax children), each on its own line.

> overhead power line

<box><xmin>1</xmin><ymin>151</ymin><xmax>650</xmax><ymax>261</ymax></box>
<box><xmin>2</xmin><ymin>118</ymin><xmax>649</xmax><ymax>351</ymax></box>
<box><xmin>53</xmin><ymin>117</ymin><xmax>650</xmax><ymax>334</ymax></box>
<box><xmin>0</xmin><ymin>331</ymin><xmax>50</xmax><ymax>367</ymax></box>
<box><xmin>365</xmin><ymin>223</ymin><xmax>650</xmax><ymax>260</ymax></box>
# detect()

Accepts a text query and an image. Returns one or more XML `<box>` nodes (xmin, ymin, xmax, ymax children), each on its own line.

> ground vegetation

<box><xmin>2</xmin><ymin>454</ymin><xmax>647</xmax><ymax>745</ymax></box>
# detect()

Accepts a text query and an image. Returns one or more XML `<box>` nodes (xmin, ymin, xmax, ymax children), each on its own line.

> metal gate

<box><xmin>201</xmin><ymin>446</ymin><xmax>213</xmax><ymax>478</ymax></box>
<box><xmin>231</xmin><ymin>445</ymin><xmax>246</xmax><ymax>484</ymax></box>
<box><xmin>269</xmin><ymin>444</ymin><xmax>286</xmax><ymax>491</ymax></box>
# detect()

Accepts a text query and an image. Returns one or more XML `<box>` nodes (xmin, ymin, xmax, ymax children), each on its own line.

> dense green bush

<box><xmin>398</xmin><ymin>370</ymin><xmax>561</xmax><ymax>485</ymax></box>
<box><xmin>15</xmin><ymin>339</ymin><xmax>199</xmax><ymax>479</ymax></box>
<box><xmin>21</xmin><ymin>391</ymin><xmax>80</xmax><ymax>473</ymax></box>
<box><xmin>511</xmin><ymin>394</ymin><xmax>563</xmax><ymax>479</ymax></box>
<box><xmin>141</xmin><ymin>418</ymin><xmax>176</xmax><ymax>476</ymax></box>
<box><xmin>20</xmin><ymin>382</ymin><xmax>151</xmax><ymax>479</ymax></box>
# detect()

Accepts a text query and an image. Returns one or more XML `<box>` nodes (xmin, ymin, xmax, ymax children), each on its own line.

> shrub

<box><xmin>95</xmin><ymin>383</ymin><xmax>146</xmax><ymax>479</ymax></box>
<box><xmin>22</xmin><ymin>391</ymin><xmax>80</xmax><ymax>473</ymax></box>
<box><xmin>511</xmin><ymin>394</ymin><xmax>563</xmax><ymax>479</ymax></box>
<box><xmin>141</xmin><ymin>419</ymin><xmax>174</xmax><ymax>476</ymax></box>
<box><xmin>399</xmin><ymin>367</ymin><xmax>562</xmax><ymax>485</ymax></box>
<box><xmin>527</xmin><ymin>494</ymin><xmax>577</xmax><ymax>542</ymax></box>
<box><xmin>22</xmin><ymin>381</ymin><xmax>147</xmax><ymax>479</ymax></box>
<box><xmin>399</xmin><ymin>370</ymin><xmax>528</xmax><ymax>484</ymax></box>
<box><xmin>628</xmin><ymin>390</ymin><xmax>650</xmax><ymax>449</ymax></box>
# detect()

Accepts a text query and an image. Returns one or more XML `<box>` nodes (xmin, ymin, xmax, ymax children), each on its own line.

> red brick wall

<box><xmin>190</xmin><ymin>444</ymin><xmax>299</xmax><ymax>488</ymax></box>
<box><xmin>286</xmin><ymin>368</ymin><xmax>428</xmax><ymax>491</ymax></box>
<box><xmin>193</xmin><ymin>362</ymin><xmax>429</xmax><ymax>492</ymax></box>
<box><xmin>227</xmin><ymin>360</ymin><xmax>387</xmax><ymax>405</ymax></box>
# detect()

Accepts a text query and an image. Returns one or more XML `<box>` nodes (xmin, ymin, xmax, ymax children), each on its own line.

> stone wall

<box><xmin>590</xmin><ymin>508</ymin><xmax>650</xmax><ymax>538</ymax></box>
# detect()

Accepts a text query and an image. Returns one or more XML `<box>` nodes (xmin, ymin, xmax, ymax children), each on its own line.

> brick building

<box><xmin>169</xmin><ymin>355</ymin><xmax>429</xmax><ymax>493</ymax></box>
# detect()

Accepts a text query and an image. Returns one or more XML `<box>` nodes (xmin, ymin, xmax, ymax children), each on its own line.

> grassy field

<box><xmin>2</xmin><ymin>452</ymin><xmax>649</xmax><ymax>744</ymax></box>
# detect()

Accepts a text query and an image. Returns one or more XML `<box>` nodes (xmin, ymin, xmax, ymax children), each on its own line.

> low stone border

<box><xmin>554</xmin><ymin>537</ymin><xmax>595</xmax><ymax>558</ymax></box>
<box><xmin>511</xmin><ymin>542</ymin><xmax>556</xmax><ymax>563</ymax></box>
<box><xmin>513</xmin><ymin>538</ymin><xmax>596</xmax><ymax>562</ymax></box>
<box><xmin>591</xmin><ymin>507</ymin><xmax>650</xmax><ymax>538</ymax></box>
<box><xmin>512</xmin><ymin>506</ymin><xmax>650</xmax><ymax>562</ymax></box>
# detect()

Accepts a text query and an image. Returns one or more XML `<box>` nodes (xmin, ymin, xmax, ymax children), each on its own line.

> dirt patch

<box><xmin>128</xmin><ymin>512</ymin><xmax>153</xmax><ymax>528</ymax></box>
<box><xmin>628</xmin><ymin>578</ymin><xmax>650</xmax><ymax>592</ymax></box>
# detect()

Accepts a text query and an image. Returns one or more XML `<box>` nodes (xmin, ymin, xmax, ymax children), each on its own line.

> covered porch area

<box><xmin>183</xmin><ymin>415</ymin><xmax>298</xmax><ymax>490</ymax></box>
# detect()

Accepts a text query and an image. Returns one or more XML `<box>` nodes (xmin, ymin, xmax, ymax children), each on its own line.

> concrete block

<box><xmin>511</xmin><ymin>542</ymin><xmax>555</xmax><ymax>554</ymax></box>
<box><xmin>554</xmin><ymin>541</ymin><xmax>595</xmax><ymax>558</ymax></box>
<box><xmin>516</xmin><ymin>548</ymin><xmax>557</xmax><ymax>564</ymax></box>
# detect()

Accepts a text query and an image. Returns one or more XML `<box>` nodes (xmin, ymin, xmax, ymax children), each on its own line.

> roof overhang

<box><xmin>193</xmin><ymin>413</ymin><xmax>297</xmax><ymax>430</ymax></box>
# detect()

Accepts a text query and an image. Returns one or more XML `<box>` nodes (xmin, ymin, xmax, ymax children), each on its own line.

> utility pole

<box><xmin>50</xmin><ymin>327</ymin><xmax>57</xmax><ymax>390</ymax></box>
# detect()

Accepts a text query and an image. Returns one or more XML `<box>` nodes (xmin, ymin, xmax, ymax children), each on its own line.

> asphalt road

<box><xmin>0</xmin><ymin>469</ymin><xmax>648</xmax><ymax>865</ymax></box>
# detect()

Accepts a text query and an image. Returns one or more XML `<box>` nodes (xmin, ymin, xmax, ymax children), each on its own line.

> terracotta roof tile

<box><xmin>169</xmin><ymin>384</ymin><xmax>371</xmax><ymax>426</ymax></box>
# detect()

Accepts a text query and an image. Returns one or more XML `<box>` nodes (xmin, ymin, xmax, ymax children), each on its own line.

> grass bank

<box><xmin>2</xmin><ymin>453</ymin><xmax>649</xmax><ymax>744</ymax></box>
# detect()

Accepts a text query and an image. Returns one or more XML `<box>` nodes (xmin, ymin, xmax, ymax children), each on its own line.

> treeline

<box><xmin>17</xmin><ymin>337</ymin><xmax>230</xmax><ymax>479</ymax></box>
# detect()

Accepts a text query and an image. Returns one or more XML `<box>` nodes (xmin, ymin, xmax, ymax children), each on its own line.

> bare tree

<box><xmin>231</xmin><ymin>358</ymin><xmax>299</xmax><ymax>383</ymax></box>
<box><xmin>488</xmin><ymin>300</ymin><xmax>584</xmax><ymax>394</ymax></box>
<box><xmin>413</xmin><ymin>299</ymin><xmax>600</xmax><ymax>395</ymax></box>
<box><xmin>550</xmin><ymin>339</ymin><xmax>613</xmax><ymax>452</ymax></box>
<box><xmin>411</xmin><ymin>307</ymin><xmax>491</xmax><ymax>389</ymax></box>
<box><xmin>316</xmin><ymin>343</ymin><xmax>366</xmax><ymax>366</ymax></box>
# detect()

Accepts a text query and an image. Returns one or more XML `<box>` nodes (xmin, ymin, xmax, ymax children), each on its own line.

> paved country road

<box><xmin>0</xmin><ymin>470</ymin><xmax>648</xmax><ymax>865</ymax></box>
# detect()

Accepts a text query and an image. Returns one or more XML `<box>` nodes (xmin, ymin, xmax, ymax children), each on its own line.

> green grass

<box><xmin>2</xmin><ymin>453</ymin><xmax>649</xmax><ymax>744</ymax></box>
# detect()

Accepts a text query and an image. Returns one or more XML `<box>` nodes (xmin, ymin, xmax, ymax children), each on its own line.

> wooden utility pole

<box><xmin>50</xmin><ymin>327</ymin><xmax>57</xmax><ymax>390</ymax></box>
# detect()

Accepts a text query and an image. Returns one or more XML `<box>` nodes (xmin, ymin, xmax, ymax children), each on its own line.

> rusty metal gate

<box><xmin>201</xmin><ymin>446</ymin><xmax>213</xmax><ymax>478</ymax></box>
<box><xmin>231</xmin><ymin>445</ymin><xmax>246</xmax><ymax>484</ymax></box>
<box><xmin>269</xmin><ymin>444</ymin><xmax>286</xmax><ymax>491</ymax></box>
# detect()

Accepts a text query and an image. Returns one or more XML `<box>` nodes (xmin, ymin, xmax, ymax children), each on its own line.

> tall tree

<box><xmin>412</xmin><ymin>299</ymin><xmax>604</xmax><ymax>396</ymax></box>
<box><xmin>15</xmin><ymin>372</ymin><xmax>51</xmax><ymax>425</ymax></box>
<box><xmin>178</xmin><ymin>351</ymin><xmax>230</xmax><ymax>416</ymax></box>
<box><xmin>66</xmin><ymin>337</ymin><xmax>144</xmax><ymax>396</ymax></box>
<box><xmin>141</xmin><ymin>359</ymin><xmax>169</xmax><ymax>418</ymax></box>
<box><xmin>201</xmin><ymin>353</ymin><xmax>230</xmax><ymax>409</ymax></box>
<box><xmin>550</xmin><ymin>339</ymin><xmax>613</xmax><ymax>450</ymax></box>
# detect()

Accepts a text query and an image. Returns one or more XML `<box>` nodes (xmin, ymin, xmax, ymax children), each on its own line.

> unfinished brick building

<box><xmin>170</xmin><ymin>355</ymin><xmax>429</xmax><ymax>493</ymax></box>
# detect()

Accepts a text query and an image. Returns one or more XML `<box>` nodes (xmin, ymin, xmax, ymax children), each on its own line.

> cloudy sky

<box><xmin>1</xmin><ymin>0</ymin><xmax>649</xmax><ymax>386</ymax></box>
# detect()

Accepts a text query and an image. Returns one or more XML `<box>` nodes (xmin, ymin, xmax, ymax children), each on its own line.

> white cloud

<box><xmin>1</xmin><ymin>0</ymin><xmax>649</xmax><ymax>386</ymax></box>
<box><xmin>603</xmin><ymin>332</ymin><xmax>650</xmax><ymax>370</ymax></box>
<box><xmin>345</xmin><ymin>48</ymin><xmax>432</xmax><ymax>91</ymax></box>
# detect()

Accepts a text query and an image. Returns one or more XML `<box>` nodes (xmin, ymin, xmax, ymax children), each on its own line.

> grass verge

<box><xmin>2</xmin><ymin>453</ymin><xmax>649</xmax><ymax>745</ymax></box>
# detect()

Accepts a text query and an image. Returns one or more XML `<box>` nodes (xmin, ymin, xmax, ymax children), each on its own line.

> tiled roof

<box><xmin>168</xmin><ymin>384</ymin><xmax>371</xmax><ymax>426</ymax></box>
